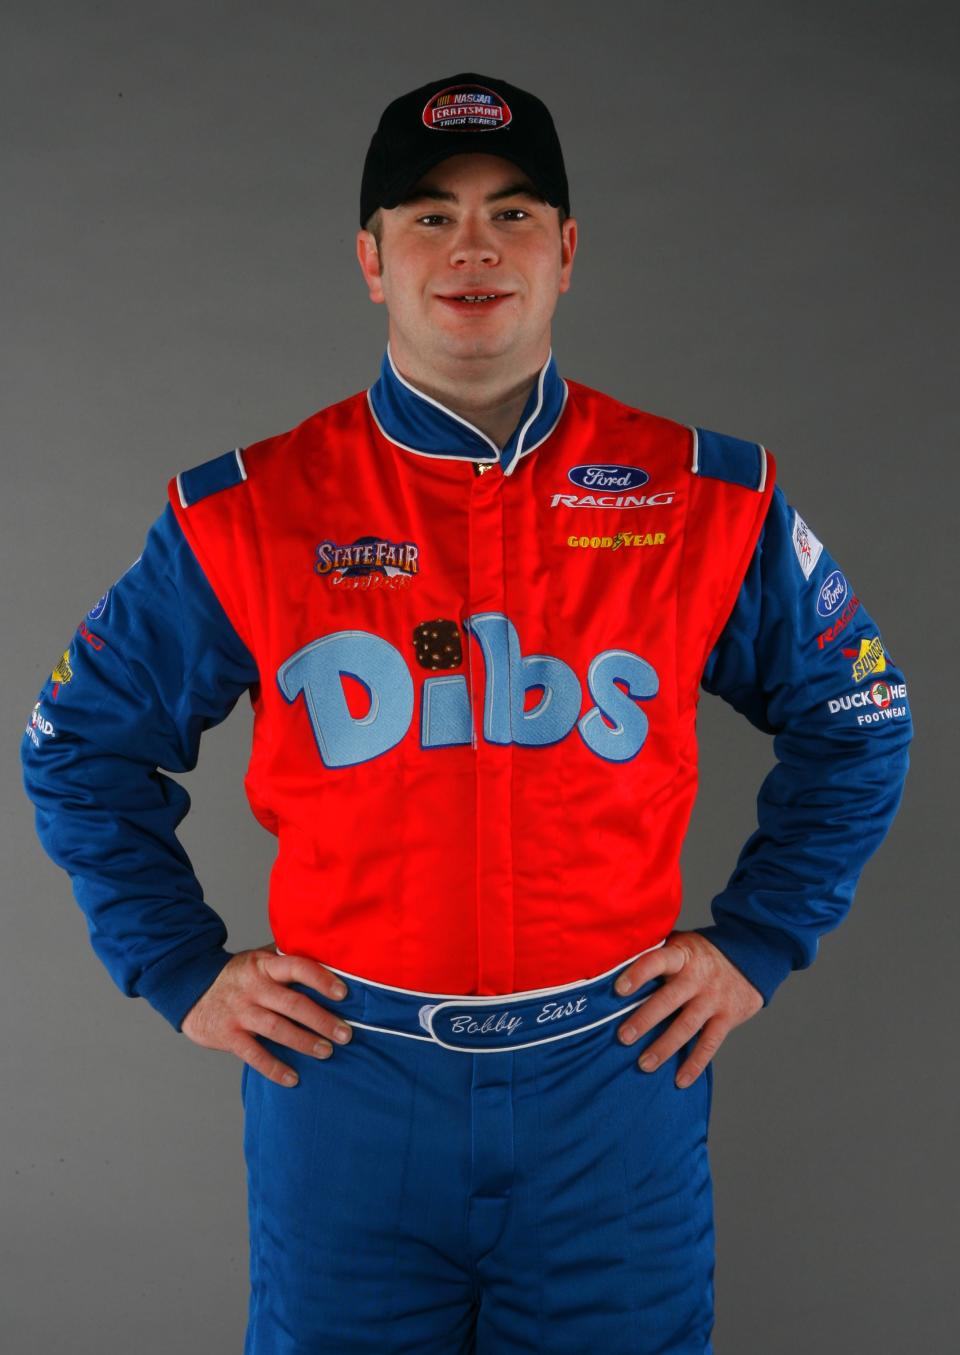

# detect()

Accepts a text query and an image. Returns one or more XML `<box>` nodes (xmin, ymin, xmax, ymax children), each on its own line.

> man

<box><xmin>22</xmin><ymin>72</ymin><xmax>911</xmax><ymax>1353</ymax></box>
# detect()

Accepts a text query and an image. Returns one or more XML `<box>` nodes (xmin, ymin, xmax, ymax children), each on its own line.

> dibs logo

<box><xmin>567</xmin><ymin>464</ymin><xmax>649</xmax><ymax>491</ymax></box>
<box><xmin>278</xmin><ymin>613</ymin><xmax>659</xmax><ymax>770</ymax></box>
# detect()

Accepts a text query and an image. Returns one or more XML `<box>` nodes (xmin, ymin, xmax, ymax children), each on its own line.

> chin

<box><xmin>433</xmin><ymin>331</ymin><xmax>518</xmax><ymax>363</ymax></box>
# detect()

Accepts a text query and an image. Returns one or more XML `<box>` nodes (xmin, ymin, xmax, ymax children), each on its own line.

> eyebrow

<box><xmin>400</xmin><ymin>181</ymin><xmax>547</xmax><ymax>207</ymax></box>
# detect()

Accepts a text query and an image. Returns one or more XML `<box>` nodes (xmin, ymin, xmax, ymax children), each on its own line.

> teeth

<box><xmin>458</xmin><ymin>294</ymin><xmax>498</xmax><ymax>302</ymax></box>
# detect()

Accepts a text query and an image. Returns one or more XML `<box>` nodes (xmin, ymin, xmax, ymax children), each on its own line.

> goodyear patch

<box><xmin>567</xmin><ymin>532</ymin><xmax>666</xmax><ymax>549</ymax></box>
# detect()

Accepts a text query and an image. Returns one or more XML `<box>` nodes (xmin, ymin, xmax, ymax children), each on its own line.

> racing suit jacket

<box><xmin>21</xmin><ymin>350</ymin><xmax>912</xmax><ymax>1029</ymax></box>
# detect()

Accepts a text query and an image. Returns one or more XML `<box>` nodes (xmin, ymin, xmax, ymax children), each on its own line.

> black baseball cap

<box><xmin>360</xmin><ymin>72</ymin><xmax>570</xmax><ymax>228</ymax></box>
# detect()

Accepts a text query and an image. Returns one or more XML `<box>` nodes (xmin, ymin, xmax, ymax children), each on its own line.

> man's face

<box><xmin>356</xmin><ymin>153</ymin><xmax>577</xmax><ymax>373</ymax></box>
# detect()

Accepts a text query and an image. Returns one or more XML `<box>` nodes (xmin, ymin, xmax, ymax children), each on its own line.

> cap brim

<box><xmin>379</xmin><ymin>143</ymin><xmax>566</xmax><ymax>211</ymax></box>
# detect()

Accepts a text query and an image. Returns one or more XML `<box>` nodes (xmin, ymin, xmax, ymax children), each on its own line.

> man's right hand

<box><xmin>180</xmin><ymin>946</ymin><xmax>353</xmax><ymax>1087</ymax></box>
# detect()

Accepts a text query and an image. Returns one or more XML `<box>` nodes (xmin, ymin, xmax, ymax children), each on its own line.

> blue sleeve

<box><xmin>696</xmin><ymin>484</ymin><xmax>912</xmax><ymax>1005</ymax></box>
<box><xmin>21</xmin><ymin>504</ymin><xmax>259</xmax><ymax>1031</ymax></box>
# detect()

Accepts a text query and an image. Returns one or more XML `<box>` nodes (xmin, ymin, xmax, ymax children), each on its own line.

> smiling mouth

<box><xmin>438</xmin><ymin>292</ymin><xmax>511</xmax><ymax>309</ymax></box>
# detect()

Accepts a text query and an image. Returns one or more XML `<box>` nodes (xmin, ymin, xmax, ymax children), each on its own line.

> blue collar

<box><xmin>367</xmin><ymin>346</ymin><xmax>567</xmax><ymax>476</ymax></box>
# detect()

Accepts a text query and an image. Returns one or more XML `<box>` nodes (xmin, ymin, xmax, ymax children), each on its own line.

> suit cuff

<box><xmin>136</xmin><ymin>943</ymin><xmax>234</xmax><ymax>1032</ymax></box>
<box><xmin>693</xmin><ymin>918</ymin><xmax>798</xmax><ymax>1007</ymax></box>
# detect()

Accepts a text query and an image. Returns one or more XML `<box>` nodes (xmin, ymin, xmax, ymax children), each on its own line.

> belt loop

<box><xmin>418</xmin><ymin>1003</ymin><xmax>439</xmax><ymax>1033</ymax></box>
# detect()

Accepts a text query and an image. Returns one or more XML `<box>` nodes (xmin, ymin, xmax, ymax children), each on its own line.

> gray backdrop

<box><xmin>3</xmin><ymin>1</ymin><xmax>956</xmax><ymax>1351</ymax></box>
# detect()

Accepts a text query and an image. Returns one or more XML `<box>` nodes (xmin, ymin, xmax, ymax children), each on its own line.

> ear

<box><xmin>356</xmin><ymin>229</ymin><xmax>386</xmax><ymax>304</ymax></box>
<box><xmin>558</xmin><ymin>216</ymin><xmax>578</xmax><ymax>295</ymax></box>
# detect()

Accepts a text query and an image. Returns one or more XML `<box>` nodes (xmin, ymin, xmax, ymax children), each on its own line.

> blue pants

<box><xmin>242</xmin><ymin>953</ymin><xmax>715</xmax><ymax>1353</ymax></box>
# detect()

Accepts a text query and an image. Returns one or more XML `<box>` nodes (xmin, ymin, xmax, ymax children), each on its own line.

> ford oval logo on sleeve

<box><xmin>567</xmin><ymin>464</ymin><xmax>650</xmax><ymax>491</ymax></box>
<box><xmin>816</xmin><ymin>570</ymin><xmax>849</xmax><ymax>618</ymax></box>
<box><xmin>88</xmin><ymin>591</ymin><xmax>110</xmax><ymax>621</ymax></box>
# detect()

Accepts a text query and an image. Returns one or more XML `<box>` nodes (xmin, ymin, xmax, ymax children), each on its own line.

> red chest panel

<box><xmin>171</xmin><ymin>381</ymin><xmax>774</xmax><ymax>993</ymax></box>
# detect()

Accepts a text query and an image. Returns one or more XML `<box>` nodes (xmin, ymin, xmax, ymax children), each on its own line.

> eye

<box><xmin>497</xmin><ymin>208</ymin><xmax>530</xmax><ymax>221</ymax></box>
<box><xmin>416</xmin><ymin>213</ymin><xmax>449</xmax><ymax>227</ymax></box>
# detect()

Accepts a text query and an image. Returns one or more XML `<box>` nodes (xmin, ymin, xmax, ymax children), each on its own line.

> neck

<box><xmin>387</xmin><ymin>344</ymin><xmax>549</xmax><ymax>450</ymax></box>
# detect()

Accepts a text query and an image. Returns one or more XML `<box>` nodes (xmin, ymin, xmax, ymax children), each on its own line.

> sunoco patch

<box><xmin>51</xmin><ymin>648</ymin><xmax>74</xmax><ymax>699</ymax></box>
<box><xmin>422</xmin><ymin>84</ymin><xmax>512</xmax><ymax>132</ymax></box>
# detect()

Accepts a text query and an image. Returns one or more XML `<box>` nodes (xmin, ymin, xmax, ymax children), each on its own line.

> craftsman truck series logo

<box><xmin>422</xmin><ymin>84</ymin><xmax>512</xmax><ymax>132</ymax></box>
<box><xmin>278</xmin><ymin>612</ymin><xmax>659</xmax><ymax>769</ymax></box>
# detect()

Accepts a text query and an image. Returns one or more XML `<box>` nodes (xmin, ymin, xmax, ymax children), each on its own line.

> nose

<box><xmin>449</xmin><ymin>217</ymin><xmax>500</xmax><ymax>269</ymax></box>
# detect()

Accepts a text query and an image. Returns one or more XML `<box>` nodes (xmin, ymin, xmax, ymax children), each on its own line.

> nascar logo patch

<box><xmin>791</xmin><ymin>511</ymin><xmax>823</xmax><ymax>580</ymax></box>
<box><xmin>422</xmin><ymin>84</ymin><xmax>512</xmax><ymax>132</ymax></box>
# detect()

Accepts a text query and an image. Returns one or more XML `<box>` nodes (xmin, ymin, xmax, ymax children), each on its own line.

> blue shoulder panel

<box><xmin>693</xmin><ymin>427</ymin><xmax>767</xmax><ymax>492</ymax></box>
<box><xmin>176</xmin><ymin>448</ymin><xmax>247</xmax><ymax>508</ymax></box>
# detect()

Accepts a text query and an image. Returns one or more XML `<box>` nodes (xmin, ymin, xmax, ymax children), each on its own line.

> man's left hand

<box><xmin>615</xmin><ymin>932</ymin><xmax>764</xmax><ymax>1088</ymax></box>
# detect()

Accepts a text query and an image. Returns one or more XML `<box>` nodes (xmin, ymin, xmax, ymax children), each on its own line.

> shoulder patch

<box><xmin>691</xmin><ymin>427</ymin><xmax>768</xmax><ymax>492</ymax></box>
<box><xmin>175</xmin><ymin>448</ymin><xmax>247</xmax><ymax>508</ymax></box>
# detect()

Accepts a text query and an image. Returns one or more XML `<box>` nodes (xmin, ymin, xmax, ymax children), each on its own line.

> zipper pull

<box><xmin>474</xmin><ymin>461</ymin><xmax>495</xmax><ymax>476</ymax></box>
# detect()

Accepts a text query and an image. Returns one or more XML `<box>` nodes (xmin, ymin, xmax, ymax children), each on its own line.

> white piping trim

<box><xmin>346</xmin><ymin>1021</ymin><xmax>435</xmax><ymax>1044</ymax></box>
<box><xmin>234</xmin><ymin>447</ymin><xmax>248</xmax><ymax>482</ymax></box>
<box><xmin>690</xmin><ymin>426</ymin><xmax>700</xmax><ymax>474</ymax></box>
<box><xmin>757</xmin><ymin>443</ymin><xmax>768</xmax><ymax>493</ymax></box>
<box><xmin>175</xmin><ymin>472</ymin><xmax>188</xmax><ymax>509</ymax></box>
<box><xmin>386</xmin><ymin>344</ymin><xmax>501</xmax><ymax>457</ymax></box>
<box><xmin>502</xmin><ymin>355</ymin><xmax>546</xmax><ymax>475</ymax></box>
<box><xmin>274</xmin><ymin>937</ymin><xmax>666</xmax><ymax>1001</ymax></box>
<box><xmin>369</xmin><ymin>347</ymin><xmax>565</xmax><ymax>471</ymax></box>
<box><xmin>365</xmin><ymin>390</ymin><xmax>497</xmax><ymax>463</ymax></box>
<box><xmin>509</xmin><ymin>376</ymin><xmax>569</xmax><ymax>471</ymax></box>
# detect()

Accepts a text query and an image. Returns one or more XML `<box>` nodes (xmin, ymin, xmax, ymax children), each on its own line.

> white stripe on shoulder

<box><xmin>690</xmin><ymin>426</ymin><xmax>700</xmax><ymax>474</ymax></box>
<box><xmin>234</xmin><ymin>447</ymin><xmax>248</xmax><ymax>481</ymax></box>
<box><xmin>757</xmin><ymin>444</ymin><xmax>768</xmax><ymax>493</ymax></box>
<box><xmin>176</xmin><ymin>472</ymin><xmax>188</xmax><ymax>509</ymax></box>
